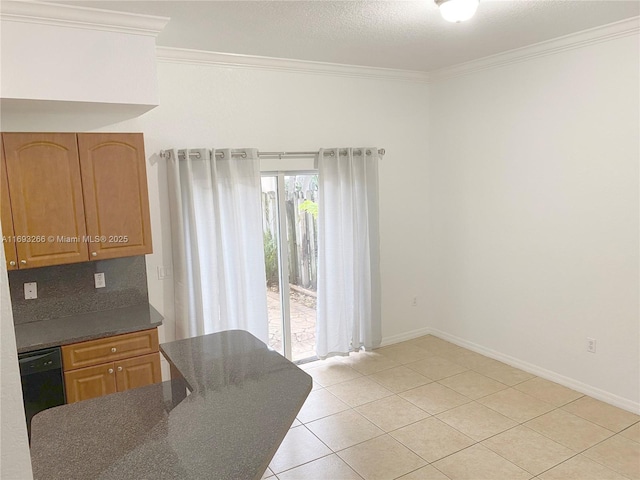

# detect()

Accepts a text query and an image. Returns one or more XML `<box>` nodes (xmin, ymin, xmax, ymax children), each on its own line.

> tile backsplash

<box><xmin>9</xmin><ymin>256</ymin><xmax>148</xmax><ymax>325</ymax></box>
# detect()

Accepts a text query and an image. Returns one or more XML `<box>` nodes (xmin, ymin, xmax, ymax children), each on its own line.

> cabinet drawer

<box><xmin>62</xmin><ymin>329</ymin><xmax>159</xmax><ymax>371</ymax></box>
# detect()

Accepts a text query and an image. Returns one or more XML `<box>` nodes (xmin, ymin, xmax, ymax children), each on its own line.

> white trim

<box><xmin>0</xmin><ymin>1</ymin><xmax>169</xmax><ymax>37</ymax></box>
<box><xmin>156</xmin><ymin>47</ymin><xmax>431</xmax><ymax>83</ymax></box>
<box><xmin>429</xmin><ymin>328</ymin><xmax>640</xmax><ymax>415</ymax></box>
<box><xmin>430</xmin><ymin>16</ymin><xmax>640</xmax><ymax>82</ymax></box>
<box><xmin>158</xmin><ymin>17</ymin><xmax>639</xmax><ymax>83</ymax></box>
<box><xmin>380</xmin><ymin>326</ymin><xmax>433</xmax><ymax>347</ymax></box>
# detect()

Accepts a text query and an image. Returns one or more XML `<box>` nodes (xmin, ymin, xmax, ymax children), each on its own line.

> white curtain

<box><xmin>166</xmin><ymin>148</ymin><xmax>268</xmax><ymax>342</ymax></box>
<box><xmin>316</xmin><ymin>147</ymin><xmax>382</xmax><ymax>358</ymax></box>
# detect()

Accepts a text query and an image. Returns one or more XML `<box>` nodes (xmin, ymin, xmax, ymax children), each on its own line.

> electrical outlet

<box><xmin>412</xmin><ymin>296</ymin><xmax>418</xmax><ymax>307</ymax></box>
<box><xmin>24</xmin><ymin>282</ymin><xmax>37</xmax><ymax>300</ymax></box>
<box><xmin>587</xmin><ymin>337</ymin><xmax>597</xmax><ymax>353</ymax></box>
<box><xmin>94</xmin><ymin>272</ymin><xmax>106</xmax><ymax>289</ymax></box>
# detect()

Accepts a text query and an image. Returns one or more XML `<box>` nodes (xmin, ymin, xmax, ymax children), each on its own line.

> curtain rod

<box><xmin>159</xmin><ymin>148</ymin><xmax>385</xmax><ymax>160</ymax></box>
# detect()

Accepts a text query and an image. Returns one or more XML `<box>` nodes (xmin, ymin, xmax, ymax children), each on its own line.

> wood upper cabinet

<box><xmin>0</xmin><ymin>132</ymin><xmax>152</xmax><ymax>269</ymax></box>
<box><xmin>62</xmin><ymin>329</ymin><xmax>161</xmax><ymax>404</ymax></box>
<box><xmin>0</xmin><ymin>138</ymin><xmax>18</xmax><ymax>270</ymax></box>
<box><xmin>2</xmin><ymin>133</ymin><xmax>89</xmax><ymax>269</ymax></box>
<box><xmin>77</xmin><ymin>133</ymin><xmax>152</xmax><ymax>260</ymax></box>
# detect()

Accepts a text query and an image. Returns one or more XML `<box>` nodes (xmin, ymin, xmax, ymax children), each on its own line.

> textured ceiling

<box><xmin>56</xmin><ymin>1</ymin><xmax>639</xmax><ymax>72</ymax></box>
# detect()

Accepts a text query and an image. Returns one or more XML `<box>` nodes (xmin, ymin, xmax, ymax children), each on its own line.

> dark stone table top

<box><xmin>29</xmin><ymin>330</ymin><xmax>313</xmax><ymax>480</ymax></box>
<box><xmin>14</xmin><ymin>303</ymin><xmax>164</xmax><ymax>353</ymax></box>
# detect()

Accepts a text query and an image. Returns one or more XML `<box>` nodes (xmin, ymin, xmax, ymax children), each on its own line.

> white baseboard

<box><xmin>380</xmin><ymin>326</ymin><xmax>640</xmax><ymax>414</ymax></box>
<box><xmin>428</xmin><ymin>328</ymin><xmax>640</xmax><ymax>415</ymax></box>
<box><xmin>380</xmin><ymin>326</ymin><xmax>433</xmax><ymax>347</ymax></box>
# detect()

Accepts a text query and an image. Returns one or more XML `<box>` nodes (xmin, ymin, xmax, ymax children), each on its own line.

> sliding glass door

<box><xmin>261</xmin><ymin>173</ymin><xmax>318</xmax><ymax>362</ymax></box>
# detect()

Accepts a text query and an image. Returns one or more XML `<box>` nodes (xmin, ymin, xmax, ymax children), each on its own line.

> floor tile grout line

<box><xmin>532</xmin><ymin>450</ymin><xmax>590</xmax><ymax>479</ymax></box>
<box><xmin>569</xmin><ymin>431</ymin><xmax>639</xmax><ymax>479</ymax></box>
<box><xmin>426</xmin><ymin>442</ymin><xmax>535</xmax><ymax>478</ymax></box>
<box><xmin>482</xmin><ymin>402</ymin><xmax>618</xmax><ymax>454</ymax></box>
<box><xmin>308</xmin><ymin>376</ymin><xmax>613</xmax><ymax>450</ymax></box>
<box><xmin>297</xmin><ymin>337</ymin><xmax>636</xmax><ymax>479</ymax></box>
<box><xmin>270</xmin><ymin>450</ymin><xmax>333</xmax><ymax>475</ymax></box>
<box><xmin>557</xmin><ymin>398</ymin><xmax>640</xmax><ymax>432</ymax></box>
<box><xmin>476</xmin><ymin>422</ymin><xmax>582</xmax><ymax>477</ymax></box>
<box><xmin>618</xmin><ymin>419</ymin><xmax>640</xmax><ymax>441</ymax></box>
<box><xmin>526</xmin><ymin>406</ymin><xmax>618</xmax><ymax>436</ymax></box>
<box><xmin>304</xmin><ymin>407</ymin><xmax>387</xmax><ymax>453</ymax></box>
<box><xmin>364</xmin><ymin>393</ymin><xmax>604</xmax><ymax>476</ymax></box>
<box><xmin>272</xmin><ymin>450</ymin><xmax>366</xmax><ymax>479</ymax></box>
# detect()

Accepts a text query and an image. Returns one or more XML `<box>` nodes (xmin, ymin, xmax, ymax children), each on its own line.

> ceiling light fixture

<box><xmin>435</xmin><ymin>0</ymin><xmax>480</xmax><ymax>23</ymax></box>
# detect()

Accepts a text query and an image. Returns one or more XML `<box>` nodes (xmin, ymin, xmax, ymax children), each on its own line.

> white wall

<box><xmin>0</xmin><ymin>238</ymin><xmax>33</xmax><ymax>479</ymax></box>
<box><xmin>0</xmin><ymin>17</ymin><xmax>159</xmax><ymax>106</ymax></box>
<box><xmin>0</xmin><ymin>60</ymin><xmax>430</xmax><ymax>472</ymax></box>
<box><xmin>85</xmin><ymin>61</ymin><xmax>431</xmax><ymax>347</ymax></box>
<box><xmin>0</xmin><ymin>58</ymin><xmax>430</xmax><ymax>380</ymax></box>
<box><xmin>427</xmin><ymin>34</ymin><xmax>639</xmax><ymax>410</ymax></box>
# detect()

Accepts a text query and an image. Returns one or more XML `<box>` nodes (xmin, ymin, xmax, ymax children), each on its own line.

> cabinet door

<box><xmin>64</xmin><ymin>363</ymin><xmax>117</xmax><ymax>403</ymax></box>
<box><xmin>0</xmin><ymin>139</ymin><xmax>18</xmax><ymax>270</ymax></box>
<box><xmin>2</xmin><ymin>133</ymin><xmax>88</xmax><ymax>268</ymax></box>
<box><xmin>115</xmin><ymin>353</ymin><xmax>161</xmax><ymax>392</ymax></box>
<box><xmin>77</xmin><ymin>133</ymin><xmax>152</xmax><ymax>260</ymax></box>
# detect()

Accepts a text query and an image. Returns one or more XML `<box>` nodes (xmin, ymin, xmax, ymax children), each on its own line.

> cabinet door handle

<box><xmin>117</xmin><ymin>366</ymin><xmax>123</xmax><ymax>372</ymax></box>
<box><xmin>20</xmin><ymin>260</ymin><xmax>27</xmax><ymax>265</ymax></box>
<box><xmin>9</xmin><ymin>261</ymin><xmax>16</xmax><ymax>266</ymax></box>
<box><xmin>108</xmin><ymin>368</ymin><xmax>114</xmax><ymax>374</ymax></box>
<box><xmin>91</xmin><ymin>252</ymin><xmax>97</xmax><ymax>257</ymax></box>
<box><xmin>111</xmin><ymin>347</ymin><xmax>117</xmax><ymax>353</ymax></box>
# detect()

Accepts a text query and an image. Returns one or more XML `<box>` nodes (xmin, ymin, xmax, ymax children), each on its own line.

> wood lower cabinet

<box><xmin>115</xmin><ymin>353</ymin><xmax>161</xmax><ymax>392</ymax></box>
<box><xmin>62</xmin><ymin>328</ymin><xmax>159</xmax><ymax>370</ymax></box>
<box><xmin>64</xmin><ymin>363</ymin><xmax>118</xmax><ymax>404</ymax></box>
<box><xmin>62</xmin><ymin>329</ymin><xmax>161</xmax><ymax>404</ymax></box>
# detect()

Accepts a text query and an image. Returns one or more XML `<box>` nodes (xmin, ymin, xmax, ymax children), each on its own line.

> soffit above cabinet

<box><xmin>0</xmin><ymin>1</ymin><xmax>170</xmax><ymax>129</ymax></box>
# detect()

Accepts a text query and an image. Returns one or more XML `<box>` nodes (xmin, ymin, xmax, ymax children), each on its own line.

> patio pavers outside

<box><xmin>267</xmin><ymin>289</ymin><xmax>317</xmax><ymax>361</ymax></box>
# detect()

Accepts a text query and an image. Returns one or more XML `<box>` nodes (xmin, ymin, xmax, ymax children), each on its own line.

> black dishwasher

<box><xmin>19</xmin><ymin>347</ymin><xmax>66</xmax><ymax>440</ymax></box>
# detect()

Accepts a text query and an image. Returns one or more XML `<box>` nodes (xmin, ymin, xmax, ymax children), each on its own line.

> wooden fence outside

<box><xmin>261</xmin><ymin>175</ymin><xmax>318</xmax><ymax>291</ymax></box>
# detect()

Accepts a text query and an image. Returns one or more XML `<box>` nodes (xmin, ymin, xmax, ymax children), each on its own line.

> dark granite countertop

<box><xmin>29</xmin><ymin>330</ymin><xmax>313</xmax><ymax>480</ymax></box>
<box><xmin>14</xmin><ymin>303</ymin><xmax>164</xmax><ymax>353</ymax></box>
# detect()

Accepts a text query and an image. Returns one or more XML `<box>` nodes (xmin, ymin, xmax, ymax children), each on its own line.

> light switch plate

<box><xmin>94</xmin><ymin>272</ymin><xmax>106</xmax><ymax>289</ymax></box>
<box><xmin>24</xmin><ymin>282</ymin><xmax>37</xmax><ymax>300</ymax></box>
<box><xmin>157</xmin><ymin>266</ymin><xmax>172</xmax><ymax>280</ymax></box>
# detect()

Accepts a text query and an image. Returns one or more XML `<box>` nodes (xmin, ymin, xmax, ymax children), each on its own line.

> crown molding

<box><xmin>0</xmin><ymin>1</ymin><xmax>170</xmax><ymax>36</ymax></box>
<box><xmin>429</xmin><ymin>16</ymin><xmax>640</xmax><ymax>82</ymax></box>
<box><xmin>156</xmin><ymin>16</ymin><xmax>638</xmax><ymax>83</ymax></box>
<box><xmin>156</xmin><ymin>47</ymin><xmax>431</xmax><ymax>84</ymax></box>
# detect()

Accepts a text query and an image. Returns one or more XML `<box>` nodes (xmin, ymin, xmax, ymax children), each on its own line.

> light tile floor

<box><xmin>264</xmin><ymin>335</ymin><xmax>640</xmax><ymax>480</ymax></box>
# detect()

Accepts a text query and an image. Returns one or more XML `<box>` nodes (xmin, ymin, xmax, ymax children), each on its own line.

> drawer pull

<box><xmin>117</xmin><ymin>366</ymin><xmax>123</xmax><ymax>372</ymax></box>
<box><xmin>111</xmin><ymin>347</ymin><xmax>117</xmax><ymax>353</ymax></box>
<box><xmin>108</xmin><ymin>368</ymin><xmax>114</xmax><ymax>374</ymax></box>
